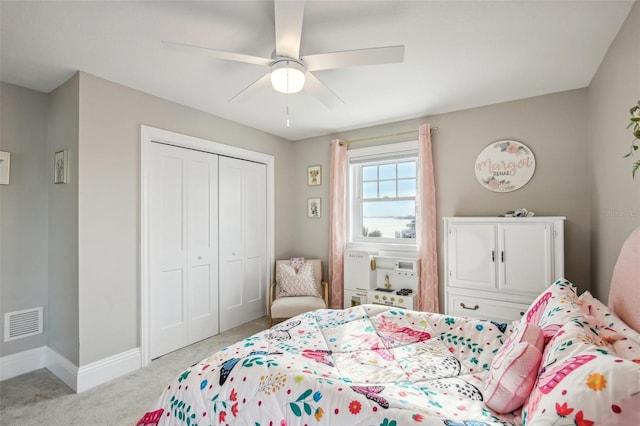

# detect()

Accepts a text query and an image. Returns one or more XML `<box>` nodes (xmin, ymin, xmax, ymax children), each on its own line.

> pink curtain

<box><xmin>328</xmin><ymin>139</ymin><xmax>347</xmax><ymax>309</ymax></box>
<box><xmin>416</xmin><ymin>124</ymin><xmax>439</xmax><ymax>313</ymax></box>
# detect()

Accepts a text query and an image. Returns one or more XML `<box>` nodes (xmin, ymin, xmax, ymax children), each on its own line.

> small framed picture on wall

<box><xmin>308</xmin><ymin>197</ymin><xmax>321</xmax><ymax>218</ymax></box>
<box><xmin>0</xmin><ymin>151</ymin><xmax>10</xmax><ymax>185</ymax></box>
<box><xmin>307</xmin><ymin>165</ymin><xmax>321</xmax><ymax>186</ymax></box>
<box><xmin>54</xmin><ymin>150</ymin><xmax>68</xmax><ymax>184</ymax></box>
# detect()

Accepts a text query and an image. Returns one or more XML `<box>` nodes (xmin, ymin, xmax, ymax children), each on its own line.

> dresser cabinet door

<box><xmin>447</xmin><ymin>223</ymin><xmax>496</xmax><ymax>290</ymax></box>
<box><xmin>498</xmin><ymin>223</ymin><xmax>553</xmax><ymax>295</ymax></box>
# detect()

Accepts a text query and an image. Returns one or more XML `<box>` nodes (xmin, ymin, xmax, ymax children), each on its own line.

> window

<box><xmin>348</xmin><ymin>141</ymin><xmax>418</xmax><ymax>246</ymax></box>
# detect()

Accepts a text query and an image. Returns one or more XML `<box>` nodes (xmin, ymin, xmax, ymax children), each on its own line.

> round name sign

<box><xmin>475</xmin><ymin>140</ymin><xmax>536</xmax><ymax>192</ymax></box>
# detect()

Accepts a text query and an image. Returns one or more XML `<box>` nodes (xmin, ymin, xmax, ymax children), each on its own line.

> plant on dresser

<box><xmin>443</xmin><ymin>216</ymin><xmax>565</xmax><ymax>322</ymax></box>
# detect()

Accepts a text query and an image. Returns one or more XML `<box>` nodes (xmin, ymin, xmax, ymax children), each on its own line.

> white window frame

<box><xmin>347</xmin><ymin>141</ymin><xmax>419</xmax><ymax>254</ymax></box>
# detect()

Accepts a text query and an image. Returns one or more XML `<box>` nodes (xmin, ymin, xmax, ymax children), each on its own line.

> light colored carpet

<box><xmin>0</xmin><ymin>317</ymin><xmax>269</xmax><ymax>426</ymax></box>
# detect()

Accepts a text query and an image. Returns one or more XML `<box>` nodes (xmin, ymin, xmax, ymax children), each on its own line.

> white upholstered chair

<box><xmin>268</xmin><ymin>259</ymin><xmax>329</xmax><ymax>326</ymax></box>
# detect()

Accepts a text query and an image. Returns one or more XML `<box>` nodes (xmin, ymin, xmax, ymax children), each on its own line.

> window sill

<box><xmin>347</xmin><ymin>241</ymin><xmax>418</xmax><ymax>258</ymax></box>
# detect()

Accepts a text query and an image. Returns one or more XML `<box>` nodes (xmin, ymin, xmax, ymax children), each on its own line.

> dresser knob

<box><xmin>520</xmin><ymin>311</ymin><xmax>525</xmax><ymax>316</ymax></box>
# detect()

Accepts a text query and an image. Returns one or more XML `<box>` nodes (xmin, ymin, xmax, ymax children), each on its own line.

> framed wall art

<box><xmin>475</xmin><ymin>140</ymin><xmax>535</xmax><ymax>192</ymax></box>
<box><xmin>307</xmin><ymin>165</ymin><xmax>321</xmax><ymax>186</ymax></box>
<box><xmin>54</xmin><ymin>150</ymin><xmax>68</xmax><ymax>184</ymax></box>
<box><xmin>0</xmin><ymin>151</ymin><xmax>10</xmax><ymax>185</ymax></box>
<box><xmin>308</xmin><ymin>197</ymin><xmax>321</xmax><ymax>218</ymax></box>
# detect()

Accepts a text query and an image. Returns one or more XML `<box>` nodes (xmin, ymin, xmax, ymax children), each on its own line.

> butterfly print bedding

<box><xmin>139</xmin><ymin>305</ymin><xmax>520</xmax><ymax>425</ymax></box>
<box><xmin>266</xmin><ymin>319</ymin><xmax>301</xmax><ymax>341</ymax></box>
<box><xmin>350</xmin><ymin>385</ymin><xmax>390</xmax><ymax>408</ymax></box>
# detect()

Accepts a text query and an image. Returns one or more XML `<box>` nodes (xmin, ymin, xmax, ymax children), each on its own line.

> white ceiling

<box><xmin>0</xmin><ymin>1</ymin><xmax>633</xmax><ymax>141</ymax></box>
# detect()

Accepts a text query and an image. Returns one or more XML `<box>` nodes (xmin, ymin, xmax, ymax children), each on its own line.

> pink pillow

<box><xmin>484</xmin><ymin>322</ymin><xmax>544</xmax><ymax>413</ymax></box>
<box><xmin>506</xmin><ymin>322</ymin><xmax>544</xmax><ymax>353</ymax></box>
<box><xmin>580</xmin><ymin>291</ymin><xmax>640</xmax><ymax>363</ymax></box>
<box><xmin>523</xmin><ymin>279</ymin><xmax>586</xmax><ymax>342</ymax></box>
<box><xmin>580</xmin><ymin>291</ymin><xmax>640</xmax><ymax>343</ymax></box>
<box><xmin>484</xmin><ymin>341</ymin><xmax>542</xmax><ymax>413</ymax></box>
<box><xmin>523</xmin><ymin>314</ymin><xmax>640</xmax><ymax>425</ymax></box>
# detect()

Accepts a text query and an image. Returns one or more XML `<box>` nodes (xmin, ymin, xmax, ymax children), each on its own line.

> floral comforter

<box><xmin>138</xmin><ymin>305</ymin><xmax>523</xmax><ymax>426</ymax></box>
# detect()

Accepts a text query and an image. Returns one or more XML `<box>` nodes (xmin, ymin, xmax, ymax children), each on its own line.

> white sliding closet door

<box><xmin>148</xmin><ymin>142</ymin><xmax>219</xmax><ymax>359</ymax></box>
<box><xmin>218</xmin><ymin>156</ymin><xmax>267</xmax><ymax>331</ymax></box>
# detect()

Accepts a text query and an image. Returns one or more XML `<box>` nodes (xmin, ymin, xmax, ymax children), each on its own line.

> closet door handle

<box><xmin>501</xmin><ymin>251</ymin><xmax>504</xmax><ymax>263</ymax></box>
<box><xmin>491</xmin><ymin>250</ymin><xmax>495</xmax><ymax>262</ymax></box>
<box><xmin>460</xmin><ymin>302</ymin><xmax>479</xmax><ymax>311</ymax></box>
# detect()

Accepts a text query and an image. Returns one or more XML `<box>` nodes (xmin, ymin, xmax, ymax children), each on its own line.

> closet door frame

<box><xmin>140</xmin><ymin>125</ymin><xmax>275</xmax><ymax>367</ymax></box>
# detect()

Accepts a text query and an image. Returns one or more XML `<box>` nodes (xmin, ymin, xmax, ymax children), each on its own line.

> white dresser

<box><xmin>443</xmin><ymin>216</ymin><xmax>565</xmax><ymax>322</ymax></box>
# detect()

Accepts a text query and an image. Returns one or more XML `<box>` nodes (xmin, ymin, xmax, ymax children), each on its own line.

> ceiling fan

<box><xmin>162</xmin><ymin>0</ymin><xmax>405</xmax><ymax>109</ymax></box>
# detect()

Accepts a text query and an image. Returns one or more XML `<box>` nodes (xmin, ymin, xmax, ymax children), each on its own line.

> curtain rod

<box><xmin>340</xmin><ymin>127</ymin><xmax>438</xmax><ymax>145</ymax></box>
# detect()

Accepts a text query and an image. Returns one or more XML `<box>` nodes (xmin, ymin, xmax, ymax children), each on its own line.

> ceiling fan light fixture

<box><xmin>270</xmin><ymin>60</ymin><xmax>305</xmax><ymax>94</ymax></box>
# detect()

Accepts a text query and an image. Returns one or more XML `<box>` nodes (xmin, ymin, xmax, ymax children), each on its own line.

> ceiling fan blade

<box><xmin>162</xmin><ymin>40</ymin><xmax>272</xmax><ymax>67</ymax></box>
<box><xmin>305</xmin><ymin>72</ymin><xmax>344</xmax><ymax>109</ymax></box>
<box><xmin>303</xmin><ymin>45</ymin><xmax>405</xmax><ymax>71</ymax></box>
<box><xmin>274</xmin><ymin>0</ymin><xmax>305</xmax><ymax>59</ymax></box>
<box><xmin>227</xmin><ymin>72</ymin><xmax>272</xmax><ymax>103</ymax></box>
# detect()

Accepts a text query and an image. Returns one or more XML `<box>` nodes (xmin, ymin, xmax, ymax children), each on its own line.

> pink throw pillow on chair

<box><xmin>277</xmin><ymin>262</ymin><xmax>319</xmax><ymax>298</ymax></box>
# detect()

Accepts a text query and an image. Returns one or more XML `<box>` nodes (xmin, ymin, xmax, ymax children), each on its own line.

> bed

<box><xmin>138</xmin><ymin>227</ymin><xmax>640</xmax><ymax>426</ymax></box>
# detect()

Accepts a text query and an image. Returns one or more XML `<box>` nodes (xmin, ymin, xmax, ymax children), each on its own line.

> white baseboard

<box><xmin>45</xmin><ymin>347</ymin><xmax>79</xmax><ymax>392</ymax></box>
<box><xmin>77</xmin><ymin>347</ymin><xmax>141</xmax><ymax>393</ymax></box>
<box><xmin>0</xmin><ymin>346</ymin><xmax>141</xmax><ymax>393</ymax></box>
<box><xmin>0</xmin><ymin>346</ymin><xmax>46</xmax><ymax>381</ymax></box>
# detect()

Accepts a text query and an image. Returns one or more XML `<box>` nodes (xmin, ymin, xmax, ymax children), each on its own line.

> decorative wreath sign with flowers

<box><xmin>475</xmin><ymin>140</ymin><xmax>536</xmax><ymax>192</ymax></box>
<box><xmin>624</xmin><ymin>101</ymin><xmax>640</xmax><ymax>178</ymax></box>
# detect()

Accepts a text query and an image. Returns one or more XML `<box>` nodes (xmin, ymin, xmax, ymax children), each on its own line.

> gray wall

<box><xmin>47</xmin><ymin>74</ymin><xmax>81</xmax><ymax>364</ymax></box>
<box><xmin>0</xmin><ymin>73</ymin><xmax>294</xmax><ymax>364</ymax></box>
<box><xmin>588</xmin><ymin>1</ymin><xmax>640</xmax><ymax>302</ymax></box>
<box><xmin>292</xmin><ymin>140</ymin><xmax>331</xmax><ymax>262</ymax></box>
<box><xmin>294</xmin><ymin>89</ymin><xmax>591</xmax><ymax>309</ymax></box>
<box><xmin>0</xmin><ymin>83</ymin><xmax>49</xmax><ymax>357</ymax></box>
<box><xmin>76</xmin><ymin>72</ymin><xmax>293</xmax><ymax>365</ymax></box>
